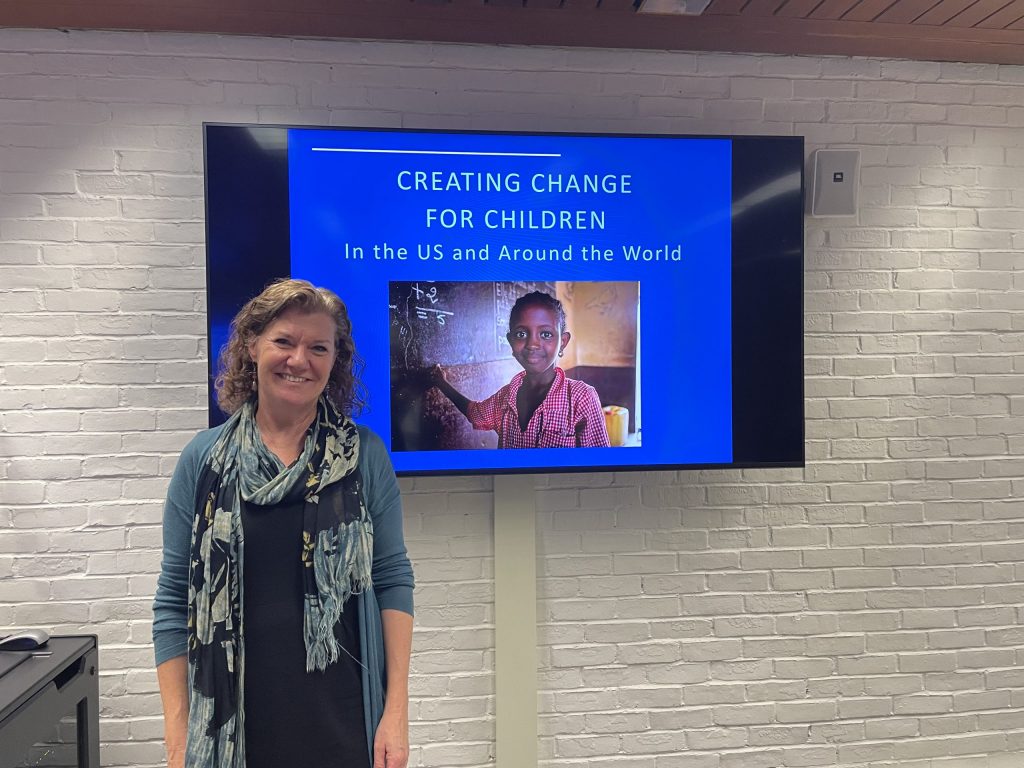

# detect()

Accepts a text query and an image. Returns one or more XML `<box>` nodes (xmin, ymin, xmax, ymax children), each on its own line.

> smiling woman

<box><xmin>214</xmin><ymin>279</ymin><xmax>362</xmax><ymax>419</ymax></box>
<box><xmin>247</xmin><ymin>309</ymin><xmax>338</xmax><ymax>460</ymax></box>
<box><xmin>153</xmin><ymin>279</ymin><xmax>414</xmax><ymax>768</ymax></box>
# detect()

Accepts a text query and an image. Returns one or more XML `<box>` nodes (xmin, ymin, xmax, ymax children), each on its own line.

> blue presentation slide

<box><xmin>287</xmin><ymin>128</ymin><xmax>732</xmax><ymax>473</ymax></box>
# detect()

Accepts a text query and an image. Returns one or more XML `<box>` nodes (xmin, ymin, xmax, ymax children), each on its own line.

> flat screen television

<box><xmin>204</xmin><ymin>124</ymin><xmax>803</xmax><ymax>476</ymax></box>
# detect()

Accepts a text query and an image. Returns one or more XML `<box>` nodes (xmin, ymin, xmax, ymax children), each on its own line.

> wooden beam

<box><xmin>1</xmin><ymin>0</ymin><xmax>1023</xmax><ymax>64</ymax></box>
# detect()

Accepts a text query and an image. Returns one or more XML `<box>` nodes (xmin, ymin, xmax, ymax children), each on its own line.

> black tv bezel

<box><xmin>203</xmin><ymin>123</ymin><xmax>805</xmax><ymax>477</ymax></box>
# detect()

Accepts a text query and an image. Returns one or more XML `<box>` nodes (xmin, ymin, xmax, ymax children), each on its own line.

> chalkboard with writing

<box><xmin>389</xmin><ymin>280</ymin><xmax>553</xmax><ymax>369</ymax></box>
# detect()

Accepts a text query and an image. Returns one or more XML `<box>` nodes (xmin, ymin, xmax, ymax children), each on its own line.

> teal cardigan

<box><xmin>152</xmin><ymin>424</ymin><xmax>415</xmax><ymax>760</ymax></box>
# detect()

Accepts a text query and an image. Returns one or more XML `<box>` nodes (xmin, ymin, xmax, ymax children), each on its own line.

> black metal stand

<box><xmin>0</xmin><ymin>635</ymin><xmax>99</xmax><ymax>768</ymax></box>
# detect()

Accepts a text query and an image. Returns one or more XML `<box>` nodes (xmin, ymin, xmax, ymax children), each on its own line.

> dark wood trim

<box><xmin>810</xmin><ymin>0</ymin><xmax>864</xmax><ymax>21</ymax></box>
<box><xmin>776</xmin><ymin>0</ymin><xmax>828</xmax><ymax>18</ymax></box>
<box><xmin>977</xmin><ymin>0</ymin><xmax>1024</xmax><ymax>28</ymax></box>
<box><xmin>1</xmin><ymin>0</ymin><xmax>1023</xmax><ymax>64</ymax></box>
<box><xmin>876</xmin><ymin>0</ymin><xmax>947</xmax><ymax>23</ymax></box>
<box><xmin>842</xmin><ymin>0</ymin><xmax>903</xmax><ymax>21</ymax></box>
<box><xmin>916</xmin><ymin>0</ymin><xmax>981</xmax><ymax>25</ymax></box>
<box><xmin>946</xmin><ymin>0</ymin><xmax>1018</xmax><ymax>26</ymax></box>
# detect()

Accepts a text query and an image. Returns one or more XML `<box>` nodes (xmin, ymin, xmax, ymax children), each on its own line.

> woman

<box><xmin>153</xmin><ymin>279</ymin><xmax>414</xmax><ymax>768</ymax></box>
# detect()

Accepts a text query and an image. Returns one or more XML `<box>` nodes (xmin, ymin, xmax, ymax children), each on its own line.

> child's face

<box><xmin>507</xmin><ymin>304</ymin><xmax>569</xmax><ymax>376</ymax></box>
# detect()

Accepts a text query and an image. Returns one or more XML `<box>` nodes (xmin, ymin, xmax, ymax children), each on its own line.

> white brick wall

<box><xmin>0</xmin><ymin>27</ymin><xmax>1022</xmax><ymax>768</ymax></box>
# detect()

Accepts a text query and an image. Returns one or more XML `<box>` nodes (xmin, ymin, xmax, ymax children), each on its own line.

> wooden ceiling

<box><xmin>0</xmin><ymin>0</ymin><xmax>1022</xmax><ymax>65</ymax></box>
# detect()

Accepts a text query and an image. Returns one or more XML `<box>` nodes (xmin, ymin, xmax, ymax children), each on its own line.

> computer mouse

<box><xmin>0</xmin><ymin>629</ymin><xmax>50</xmax><ymax>651</ymax></box>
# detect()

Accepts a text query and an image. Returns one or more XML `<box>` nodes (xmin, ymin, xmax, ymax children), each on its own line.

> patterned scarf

<box><xmin>185</xmin><ymin>396</ymin><xmax>373</xmax><ymax>768</ymax></box>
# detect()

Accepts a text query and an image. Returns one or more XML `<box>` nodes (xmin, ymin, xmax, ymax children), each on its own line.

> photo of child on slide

<box><xmin>389</xmin><ymin>281</ymin><xmax>640</xmax><ymax>451</ymax></box>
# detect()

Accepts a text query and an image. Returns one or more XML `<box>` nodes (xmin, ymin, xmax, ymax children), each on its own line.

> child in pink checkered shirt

<box><xmin>430</xmin><ymin>291</ymin><xmax>610</xmax><ymax>449</ymax></box>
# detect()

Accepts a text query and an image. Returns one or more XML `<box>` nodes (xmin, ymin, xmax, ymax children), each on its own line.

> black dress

<box><xmin>242</xmin><ymin>497</ymin><xmax>369</xmax><ymax>768</ymax></box>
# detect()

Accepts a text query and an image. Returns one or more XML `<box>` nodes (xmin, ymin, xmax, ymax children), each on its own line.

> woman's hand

<box><xmin>373</xmin><ymin>707</ymin><xmax>409</xmax><ymax>768</ymax></box>
<box><xmin>157</xmin><ymin>656</ymin><xmax>188</xmax><ymax>768</ymax></box>
<box><xmin>378</xmin><ymin>608</ymin><xmax>413</xmax><ymax>768</ymax></box>
<box><xmin>166</xmin><ymin>745</ymin><xmax>185</xmax><ymax>768</ymax></box>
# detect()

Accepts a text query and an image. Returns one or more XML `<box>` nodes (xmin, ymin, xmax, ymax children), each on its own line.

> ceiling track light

<box><xmin>635</xmin><ymin>0</ymin><xmax>714</xmax><ymax>15</ymax></box>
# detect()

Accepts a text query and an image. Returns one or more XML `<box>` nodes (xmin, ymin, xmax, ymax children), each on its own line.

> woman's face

<box><xmin>506</xmin><ymin>304</ymin><xmax>569</xmax><ymax>377</ymax></box>
<box><xmin>248</xmin><ymin>309</ymin><xmax>338</xmax><ymax>418</ymax></box>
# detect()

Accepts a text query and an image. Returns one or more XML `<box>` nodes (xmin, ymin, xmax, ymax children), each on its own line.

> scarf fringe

<box><xmin>304</xmin><ymin>519</ymin><xmax>374</xmax><ymax>672</ymax></box>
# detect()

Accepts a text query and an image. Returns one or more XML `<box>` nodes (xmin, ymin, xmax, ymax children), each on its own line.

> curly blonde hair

<box><xmin>215</xmin><ymin>278</ymin><xmax>365</xmax><ymax>416</ymax></box>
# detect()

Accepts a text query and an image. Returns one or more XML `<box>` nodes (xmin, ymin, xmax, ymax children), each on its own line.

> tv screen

<box><xmin>204</xmin><ymin>124</ymin><xmax>803</xmax><ymax>476</ymax></box>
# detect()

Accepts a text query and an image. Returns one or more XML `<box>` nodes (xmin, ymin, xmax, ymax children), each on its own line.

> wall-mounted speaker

<box><xmin>810</xmin><ymin>149</ymin><xmax>860</xmax><ymax>217</ymax></box>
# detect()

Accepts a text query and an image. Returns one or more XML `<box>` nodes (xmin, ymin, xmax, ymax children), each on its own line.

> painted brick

<box><xmin>1</xmin><ymin>29</ymin><xmax>1023</xmax><ymax>768</ymax></box>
